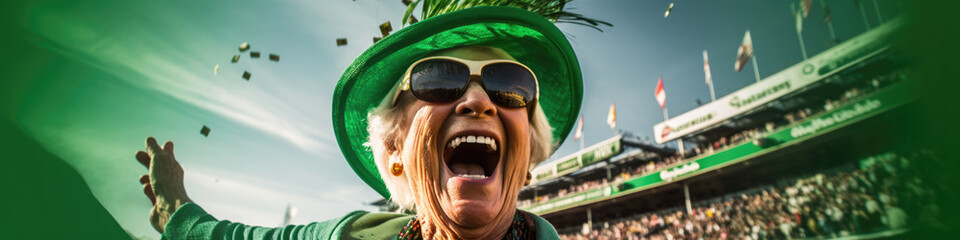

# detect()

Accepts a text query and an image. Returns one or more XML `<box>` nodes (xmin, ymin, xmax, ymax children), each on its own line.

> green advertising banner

<box><xmin>522</xmin><ymin>81</ymin><xmax>917</xmax><ymax>215</ymax></box>
<box><xmin>530</xmin><ymin>136</ymin><xmax>623</xmax><ymax>184</ymax></box>
<box><xmin>525</xmin><ymin>186</ymin><xmax>617</xmax><ymax>214</ymax></box>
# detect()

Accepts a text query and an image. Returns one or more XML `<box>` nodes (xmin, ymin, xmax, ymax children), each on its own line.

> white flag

<box><xmin>735</xmin><ymin>31</ymin><xmax>753</xmax><ymax>72</ymax></box>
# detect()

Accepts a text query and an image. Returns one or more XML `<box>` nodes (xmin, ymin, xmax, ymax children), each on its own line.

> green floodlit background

<box><xmin>0</xmin><ymin>0</ymin><xmax>957</xmax><ymax>239</ymax></box>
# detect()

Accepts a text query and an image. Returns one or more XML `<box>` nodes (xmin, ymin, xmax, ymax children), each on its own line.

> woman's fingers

<box><xmin>146</xmin><ymin>137</ymin><xmax>163</xmax><ymax>157</ymax></box>
<box><xmin>140</xmin><ymin>174</ymin><xmax>150</xmax><ymax>184</ymax></box>
<box><xmin>136</xmin><ymin>151</ymin><xmax>151</xmax><ymax>168</ymax></box>
<box><xmin>163</xmin><ymin>140</ymin><xmax>174</xmax><ymax>154</ymax></box>
<box><xmin>142</xmin><ymin>182</ymin><xmax>156</xmax><ymax>205</ymax></box>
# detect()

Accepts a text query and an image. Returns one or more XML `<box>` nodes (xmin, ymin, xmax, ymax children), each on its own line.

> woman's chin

<box><xmin>440</xmin><ymin>167</ymin><xmax>505</xmax><ymax>228</ymax></box>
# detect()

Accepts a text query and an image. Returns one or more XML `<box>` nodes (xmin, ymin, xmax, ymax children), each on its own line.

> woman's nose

<box><xmin>454</xmin><ymin>81</ymin><xmax>497</xmax><ymax>117</ymax></box>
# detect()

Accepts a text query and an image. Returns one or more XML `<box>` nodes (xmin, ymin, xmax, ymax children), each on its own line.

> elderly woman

<box><xmin>136</xmin><ymin>4</ymin><xmax>605</xmax><ymax>240</ymax></box>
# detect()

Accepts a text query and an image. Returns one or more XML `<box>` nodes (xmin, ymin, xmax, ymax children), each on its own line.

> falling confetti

<box><xmin>336</xmin><ymin>38</ymin><xmax>348</xmax><ymax>46</ymax></box>
<box><xmin>408</xmin><ymin>15</ymin><xmax>419</xmax><ymax>25</ymax></box>
<box><xmin>250</xmin><ymin>51</ymin><xmax>261</xmax><ymax>58</ymax></box>
<box><xmin>213</xmin><ymin>64</ymin><xmax>220</xmax><ymax>75</ymax></box>
<box><xmin>379</xmin><ymin>21</ymin><xmax>393</xmax><ymax>37</ymax></box>
<box><xmin>231</xmin><ymin>55</ymin><xmax>240</xmax><ymax>63</ymax></box>
<box><xmin>664</xmin><ymin>3</ymin><xmax>674</xmax><ymax>18</ymax></box>
<box><xmin>200</xmin><ymin>125</ymin><xmax>211</xmax><ymax>137</ymax></box>
<box><xmin>373</xmin><ymin>37</ymin><xmax>383</xmax><ymax>43</ymax></box>
<box><xmin>268</xmin><ymin>54</ymin><xmax>279</xmax><ymax>62</ymax></box>
<box><xmin>239</xmin><ymin>42</ymin><xmax>250</xmax><ymax>52</ymax></box>
<box><xmin>242</xmin><ymin>71</ymin><xmax>251</xmax><ymax>80</ymax></box>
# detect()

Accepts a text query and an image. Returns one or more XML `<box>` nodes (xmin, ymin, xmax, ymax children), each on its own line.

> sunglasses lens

<box><xmin>481</xmin><ymin>63</ymin><xmax>537</xmax><ymax>108</ymax></box>
<box><xmin>410</xmin><ymin>59</ymin><xmax>470</xmax><ymax>103</ymax></box>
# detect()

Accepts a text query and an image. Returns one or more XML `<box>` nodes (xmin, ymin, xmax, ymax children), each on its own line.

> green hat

<box><xmin>332</xmin><ymin>6</ymin><xmax>586</xmax><ymax>199</ymax></box>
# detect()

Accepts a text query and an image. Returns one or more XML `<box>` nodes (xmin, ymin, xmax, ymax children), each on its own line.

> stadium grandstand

<box><xmin>511</xmin><ymin>17</ymin><xmax>948</xmax><ymax>239</ymax></box>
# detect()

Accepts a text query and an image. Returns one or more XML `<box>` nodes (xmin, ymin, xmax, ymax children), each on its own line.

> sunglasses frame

<box><xmin>390</xmin><ymin>56</ymin><xmax>540</xmax><ymax>109</ymax></box>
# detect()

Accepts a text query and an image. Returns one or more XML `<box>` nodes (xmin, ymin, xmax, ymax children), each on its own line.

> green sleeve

<box><xmin>161</xmin><ymin>202</ymin><xmax>367</xmax><ymax>240</ymax></box>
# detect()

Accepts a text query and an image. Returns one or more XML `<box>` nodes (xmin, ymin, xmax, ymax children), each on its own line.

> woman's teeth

<box><xmin>446</xmin><ymin>135</ymin><xmax>497</xmax><ymax>151</ymax></box>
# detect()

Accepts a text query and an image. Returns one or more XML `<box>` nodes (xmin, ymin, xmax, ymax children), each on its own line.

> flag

<box><xmin>734</xmin><ymin>31</ymin><xmax>753</xmax><ymax>72</ymax></box>
<box><xmin>703</xmin><ymin>50</ymin><xmax>712</xmax><ymax>85</ymax></box>
<box><xmin>655</xmin><ymin>78</ymin><xmax>666</xmax><ymax>109</ymax></box>
<box><xmin>574</xmin><ymin>116</ymin><xmax>584</xmax><ymax>141</ymax></box>
<box><xmin>607</xmin><ymin>102</ymin><xmax>617</xmax><ymax>129</ymax></box>
<box><xmin>800</xmin><ymin>0</ymin><xmax>812</xmax><ymax>18</ymax></box>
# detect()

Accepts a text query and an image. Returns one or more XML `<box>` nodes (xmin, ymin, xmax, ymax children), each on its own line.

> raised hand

<box><xmin>136</xmin><ymin>137</ymin><xmax>193</xmax><ymax>233</ymax></box>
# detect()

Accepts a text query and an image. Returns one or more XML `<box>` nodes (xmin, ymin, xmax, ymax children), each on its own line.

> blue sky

<box><xmin>2</xmin><ymin>0</ymin><xmax>903</xmax><ymax>238</ymax></box>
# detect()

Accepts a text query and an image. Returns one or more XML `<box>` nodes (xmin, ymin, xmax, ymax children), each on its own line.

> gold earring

<box><xmin>524</xmin><ymin>172</ymin><xmax>532</xmax><ymax>186</ymax></box>
<box><xmin>391</xmin><ymin>159</ymin><xmax>404</xmax><ymax>176</ymax></box>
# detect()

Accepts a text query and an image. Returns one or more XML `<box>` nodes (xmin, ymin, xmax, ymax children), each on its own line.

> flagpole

<box><xmin>858</xmin><ymin>1</ymin><xmax>872</xmax><ymax>30</ymax></box>
<box><xmin>708</xmin><ymin>80</ymin><xmax>717</xmax><ymax>101</ymax></box>
<box><xmin>820</xmin><ymin>0</ymin><xmax>837</xmax><ymax>44</ymax></box>
<box><xmin>872</xmin><ymin>0</ymin><xmax>883</xmax><ymax>23</ymax></box>
<box><xmin>826</xmin><ymin>22</ymin><xmax>837</xmax><ymax>42</ymax></box>
<box><xmin>792</xmin><ymin>4</ymin><xmax>809</xmax><ymax>60</ymax></box>
<box><xmin>579</xmin><ymin>133</ymin><xmax>584</xmax><ymax>163</ymax></box>
<box><xmin>752</xmin><ymin>55</ymin><xmax>761</xmax><ymax>82</ymax></box>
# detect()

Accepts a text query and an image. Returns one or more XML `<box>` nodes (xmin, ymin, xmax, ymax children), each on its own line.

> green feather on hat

<box><xmin>332</xmin><ymin>0</ymin><xmax>611</xmax><ymax>199</ymax></box>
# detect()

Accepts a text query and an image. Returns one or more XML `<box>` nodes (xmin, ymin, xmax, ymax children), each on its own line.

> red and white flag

<box><xmin>574</xmin><ymin>116</ymin><xmax>584</xmax><ymax>141</ymax></box>
<box><xmin>734</xmin><ymin>30</ymin><xmax>753</xmax><ymax>72</ymax></box>
<box><xmin>607</xmin><ymin>102</ymin><xmax>617</xmax><ymax>129</ymax></box>
<box><xmin>655</xmin><ymin>78</ymin><xmax>666</xmax><ymax>109</ymax></box>
<box><xmin>703</xmin><ymin>50</ymin><xmax>712</xmax><ymax>85</ymax></box>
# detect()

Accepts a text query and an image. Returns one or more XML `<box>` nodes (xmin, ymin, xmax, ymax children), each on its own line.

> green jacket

<box><xmin>162</xmin><ymin>203</ymin><xmax>561</xmax><ymax>240</ymax></box>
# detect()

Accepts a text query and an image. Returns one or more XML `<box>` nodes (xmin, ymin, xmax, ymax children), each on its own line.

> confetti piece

<box><xmin>239</xmin><ymin>42</ymin><xmax>250</xmax><ymax>52</ymax></box>
<box><xmin>379</xmin><ymin>21</ymin><xmax>393</xmax><ymax>37</ymax></box>
<box><xmin>213</xmin><ymin>64</ymin><xmax>220</xmax><ymax>75</ymax></box>
<box><xmin>242</xmin><ymin>71</ymin><xmax>251</xmax><ymax>80</ymax></box>
<box><xmin>408</xmin><ymin>15</ymin><xmax>419</xmax><ymax>25</ymax></box>
<box><xmin>373</xmin><ymin>37</ymin><xmax>383</xmax><ymax>43</ymax></box>
<box><xmin>402</xmin><ymin>0</ymin><xmax>412</xmax><ymax>6</ymax></box>
<box><xmin>231</xmin><ymin>55</ymin><xmax>240</xmax><ymax>63</ymax></box>
<box><xmin>336</xmin><ymin>38</ymin><xmax>348</xmax><ymax>46</ymax></box>
<box><xmin>664</xmin><ymin>3</ymin><xmax>674</xmax><ymax>18</ymax></box>
<box><xmin>200</xmin><ymin>125</ymin><xmax>211</xmax><ymax>137</ymax></box>
<box><xmin>250</xmin><ymin>51</ymin><xmax>261</xmax><ymax>58</ymax></box>
<box><xmin>268</xmin><ymin>54</ymin><xmax>279</xmax><ymax>62</ymax></box>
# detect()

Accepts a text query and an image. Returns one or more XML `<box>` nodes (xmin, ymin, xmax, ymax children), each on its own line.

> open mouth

<box><xmin>443</xmin><ymin>135</ymin><xmax>500</xmax><ymax>179</ymax></box>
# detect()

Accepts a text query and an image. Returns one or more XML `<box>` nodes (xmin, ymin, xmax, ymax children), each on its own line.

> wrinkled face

<box><xmin>398</xmin><ymin>47</ymin><xmax>531</xmax><ymax>228</ymax></box>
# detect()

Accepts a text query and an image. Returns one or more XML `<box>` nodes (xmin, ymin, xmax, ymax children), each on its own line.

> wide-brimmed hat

<box><xmin>332</xmin><ymin>6</ymin><xmax>584</xmax><ymax>199</ymax></box>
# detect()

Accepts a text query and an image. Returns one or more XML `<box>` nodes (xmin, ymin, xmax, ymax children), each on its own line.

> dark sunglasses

<box><xmin>391</xmin><ymin>56</ymin><xmax>539</xmax><ymax>109</ymax></box>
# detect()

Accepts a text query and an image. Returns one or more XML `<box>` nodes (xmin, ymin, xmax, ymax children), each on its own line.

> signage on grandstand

<box><xmin>653</xmin><ymin>18</ymin><xmax>904</xmax><ymax>143</ymax></box>
<box><xmin>790</xmin><ymin>99</ymin><xmax>882</xmax><ymax>138</ymax></box>
<box><xmin>660</xmin><ymin>162</ymin><xmax>700</xmax><ymax>181</ymax></box>
<box><xmin>525</xmin><ymin>186</ymin><xmax>615</xmax><ymax>214</ymax></box>
<box><xmin>530</xmin><ymin>136</ymin><xmax>623</xmax><ymax>184</ymax></box>
<box><xmin>524</xmin><ymin>82</ymin><xmax>916</xmax><ymax>215</ymax></box>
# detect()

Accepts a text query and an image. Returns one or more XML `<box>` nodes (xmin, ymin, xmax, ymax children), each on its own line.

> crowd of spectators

<box><xmin>518</xmin><ymin>69</ymin><xmax>911</xmax><ymax>208</ymax></box>
<box><xmin>558</xmin><ymin>150</ymin><xmax>941</xmax><ymax>240</ymax></box>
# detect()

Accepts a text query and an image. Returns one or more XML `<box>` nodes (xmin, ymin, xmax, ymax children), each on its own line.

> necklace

<box><xmin>397</xmin><ymin>212</ymin><xmax>532</xmax><ymax>240</ymax></box>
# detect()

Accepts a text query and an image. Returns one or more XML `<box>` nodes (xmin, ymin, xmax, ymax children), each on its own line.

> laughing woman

<box><xmin>135</xmin><ymin>2</ymin><xmax>608</xmax><ymax>239</ymax></box>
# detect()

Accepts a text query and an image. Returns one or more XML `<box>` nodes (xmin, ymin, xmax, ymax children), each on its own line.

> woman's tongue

<box><xmin>450</xmin><ymin>162</ymin><xmax>485</xmax><ymax>176</ymax></box>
